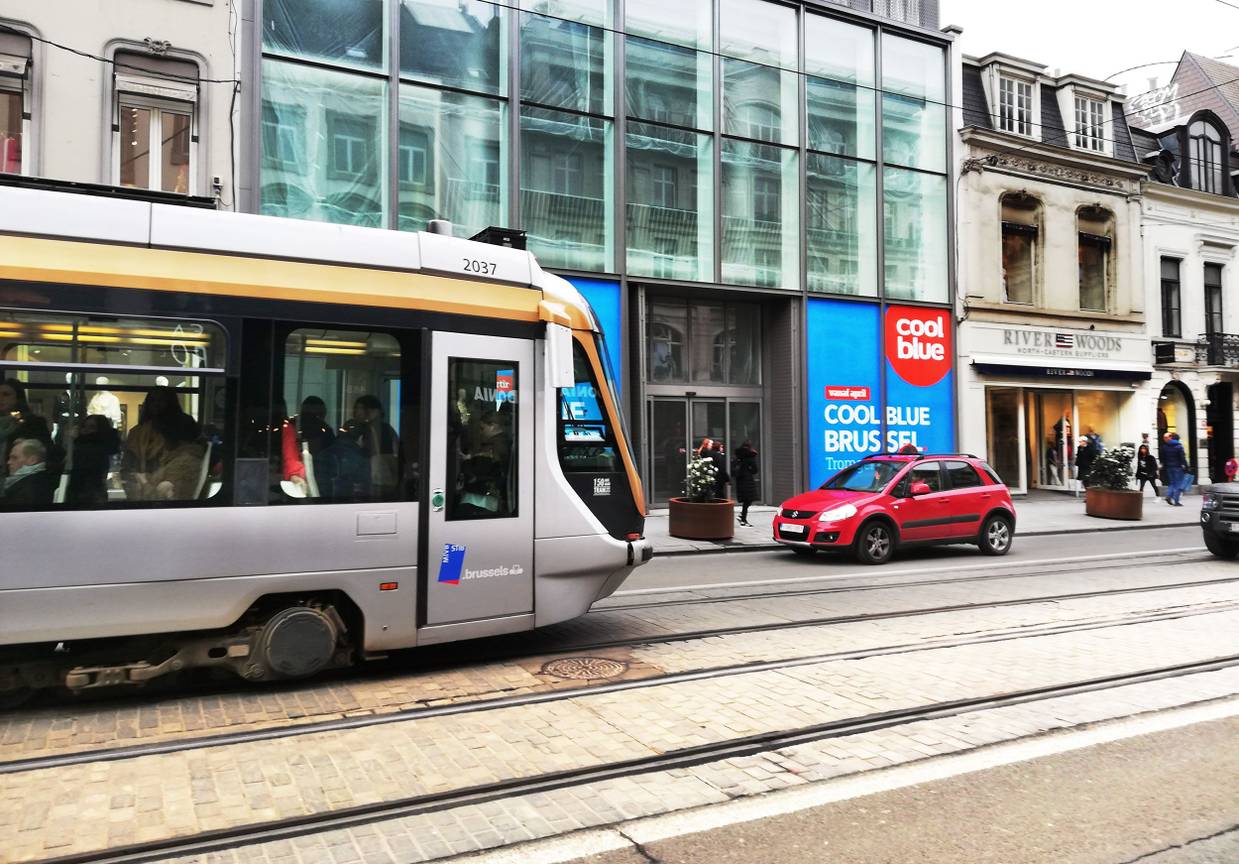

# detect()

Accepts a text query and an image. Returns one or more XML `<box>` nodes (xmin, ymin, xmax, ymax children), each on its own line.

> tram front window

<box><xmin>0</xmin><ymin>310</ymin><xmax>226</xmax><ymax>510</ymax></box>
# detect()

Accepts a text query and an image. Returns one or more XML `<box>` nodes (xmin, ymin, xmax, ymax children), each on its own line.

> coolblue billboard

<box><xmin>565</xmin><ymin>277</ymin><xmax>623</xmax><ymax>398</ymax></box>
<box><xmin>806</xmin><ymin>298</ymin><xmax>955</xmax><ymax>486</ymax></box>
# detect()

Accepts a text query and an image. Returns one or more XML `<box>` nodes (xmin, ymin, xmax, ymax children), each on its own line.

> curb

<box><xmin>651</xmin><ymin>519</ymin><xmax>1200</xmax><ymax>556</ymax></box>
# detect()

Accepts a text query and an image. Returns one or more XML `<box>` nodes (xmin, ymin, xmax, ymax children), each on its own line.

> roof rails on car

<box><xmin>861</xmin><ymin>451</ymin><xmax>979</xmax><ymax>461</ymax></box>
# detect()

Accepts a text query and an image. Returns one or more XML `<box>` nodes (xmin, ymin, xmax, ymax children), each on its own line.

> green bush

<box><xmin>1088</xmin><ymin>444</ymin><xmax>1135</xmax><ymax>490</ymax></box>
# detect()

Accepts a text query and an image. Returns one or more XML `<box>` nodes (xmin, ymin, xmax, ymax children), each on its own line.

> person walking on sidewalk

<box><xmin>1135</xmin><ymin>444</ymin><xmax>1160</xmax><ymax>497</ymax></box>
<box><xmin>732</xmin><ymin>441</ymin><xmax>759</xmax><ymax>526</ymax></box>
<box><xmin>708</xmin><ymin>440</ymin><xmax>730</xmax><ymax>501</ymax></box>
<box><xmin>1226</xmin><ymin>455</ymin><xmax>1238</xmax><ymax>483</ymax></box>
<box><xmin>1164</xmin><ymin>432</ymin><xmax>1188</xmax><ymax>506</ymax></box>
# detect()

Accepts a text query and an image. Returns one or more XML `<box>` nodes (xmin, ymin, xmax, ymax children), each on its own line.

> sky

<box><xmin>939</xmin><ymin>0</ymin><xmax>1239</xmax><ymax>98</ymax></box>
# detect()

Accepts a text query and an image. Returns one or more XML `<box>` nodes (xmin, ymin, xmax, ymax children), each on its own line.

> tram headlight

<box><xmin>818</xmin><ymin>503</ymin><xmax>858</xmax><ymax>523</ymax></box>
<box><xmin>1203</xmin><ymin>492</ymin><xmax>1221</xmax><ymax>510</ymax></box>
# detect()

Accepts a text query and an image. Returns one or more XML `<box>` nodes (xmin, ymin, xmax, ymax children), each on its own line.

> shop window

<box><xmin>0</xmin><ymin>310</ymin><xmax>227</xmax><ymax>510</ymax></box>
<box><xmin>270</xmin><ymin>328</ymin><xmax>414</xmax><ymax>504</ymax></box>
<box><xmin>1077</xmin><ymin>206</ymin><xmax>1114</xmax><ymax>312</ymax></box>
<box><xmin>1205</xmin><ymin>263</ymin><xmax>1224</xmax><ymax>336</ymax></box>
<box><xmin>117</xmin><ymin>99</ymin><xmax>194</xmax><ymax>194</ymax></box>
<box><xmin>645</xmin><ymin>298</ymin><xmax>760</xmax><ymax>385</ymax></box>
<box><xmin>1161</xmin><ymin>257</ymin><xmax>1181</xmax><ymax>338</ymax></box>
<box><xmin>1000</xmin><ymin>193</ymin><xmax>1041</xmax><ymax>304</ymax></box>
<box><xmin>558</xmin><ymin>341</ymin><xmax>619</xmax><ymax>473</ymax></box>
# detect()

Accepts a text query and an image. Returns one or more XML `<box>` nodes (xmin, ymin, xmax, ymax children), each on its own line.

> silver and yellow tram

<box><xmin>0</xmin><ymin>185</ymin><xmax>650</xmax><ymax>699</ymax></box>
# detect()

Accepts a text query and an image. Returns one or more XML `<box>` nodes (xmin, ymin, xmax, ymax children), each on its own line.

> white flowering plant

<box><xmin>684</xmin><ymin>456</ymin><xmax>718</xmax><ymax>502</ymax></box>
<box><xmin>1087</xmin><ymin>444</ymin><xmax>1135</xmax><ymax>490</ymax></box>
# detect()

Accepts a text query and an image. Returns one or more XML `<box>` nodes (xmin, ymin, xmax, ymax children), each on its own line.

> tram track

<box><xmin>30</xmin><ymin>646</ymin><xmax>1239</xmax><ymax>864</ymax></box>
<box><xmin>5</xmin><ymin>593</ymin><xmax>1237</xmax><ymax>779</ymax></box>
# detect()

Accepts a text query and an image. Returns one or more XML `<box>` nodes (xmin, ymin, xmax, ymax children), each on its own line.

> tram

<box><xmin>0</xmin><ymin>183</ymin><xmax>650</xmax><ymax>699</ymax></box>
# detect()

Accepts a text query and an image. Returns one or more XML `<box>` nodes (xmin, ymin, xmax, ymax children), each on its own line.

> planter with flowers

<box><xmin>668</xmin><ymin>455</ymin><xmax>735</xmax><ymax>540</ymax></box>
<box><xmin>1084</xmin><ymin>444</ymin><xmax>1143</xmax><ymax>521</ymax></box>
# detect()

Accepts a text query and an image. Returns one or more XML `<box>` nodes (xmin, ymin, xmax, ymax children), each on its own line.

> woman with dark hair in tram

<box><xmin>66</xmin><ymin>414</ymin><xmax>121</xmax><ymax>505</ymax></box>
<box><xmin>122</xmin><ymin>387</ymin><xmax>205</xmax><ymax>501</ymax></box>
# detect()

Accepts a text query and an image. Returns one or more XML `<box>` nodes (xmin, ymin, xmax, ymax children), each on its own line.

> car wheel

<box><xmin>791</xmin><ymin>546</ymin><xmax>817</xmax><ymax>557</ymax></box>
<box><xmin>855</xmin><ymin>521</ymin><xmax>895</xmax><ymax>565</ymax></box>
<box><xmin>978</xmin><ymin>514</ymin><xmax>1013</xmax><ymax>556</ymax></box>
<box><xmin>1204</xmin><ymin>532</ymin><xmax>1239</xmax><ymax>559</ymax></box>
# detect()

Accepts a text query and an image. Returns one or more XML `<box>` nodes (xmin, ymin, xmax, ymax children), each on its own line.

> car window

<box><xmin>907</xmin><ymin>462</ymin><xmax>942</xmax><ymax>492</ymax></box>
<box><xmin>979</xmin><ymin>462</ymin><xmax>1003</xmax><ymax>485</ymax></box>
<box><xmin>945</xmin><ymin>461</ymin><xmax>983</xmax><ymax>490</ymax></box>
<box><xmin>822</xmin><ymin>460</ymin><xmax>902</xmax><ymax>492</ymax></box>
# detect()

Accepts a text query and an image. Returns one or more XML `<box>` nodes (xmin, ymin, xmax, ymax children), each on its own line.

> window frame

<box><xmin>114</xmin><ymin>94</ymin><xmax>197</xmax><ymax>195</ymax></box>
<box><xmin>1186</xmin><ymin>118</ymin><xmax>1228</xmax><ymax>195</ymax></box>
<box><xmin>0</xmin><ymin>73</ymin><xmax>27</xmax><ymax>175</ymax></box>
<box><xmin>1073</xmin><ymin>94</ymin><xmax>1106</xmax><ymax>153</ymax></box>
<box><xmin>1160</xmin><ymin>256</ymin><xmax>1182</xmax><ymax>338</ymax></box>
<box><xmin>998</xmin><ymin>75</ymin><xmax>1034</xmax><ymax>137</ymax></box>
<box><xmin>1077</xmin><ymin>232</ymin><xmax>1110</xmax><ymax>312</ymax></box>
<box><xmin>1205</xmin><ymin>262</ymin><xmax>1225</xmax><ymax>336</ymax></box>
<box><xmin>1000</xmin><ymin>220</ymin><xmax>1038</xmax><ymax>305</ymax></box>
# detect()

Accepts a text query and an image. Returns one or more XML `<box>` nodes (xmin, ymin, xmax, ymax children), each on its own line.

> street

<box><xmin>1</xmin><ymin>523</ymin><xmax>1236</xmax><ymax>863</ymax></box>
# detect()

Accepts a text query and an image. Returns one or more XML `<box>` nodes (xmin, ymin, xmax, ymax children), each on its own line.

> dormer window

<box><xmin>1073</xmin><ymin>95</ymin><xmax>1105</xmax><ymax>152</ymax></box>
<box><xmin>998</xmin><ymin>76</ymin><xmax>1034</xmax><ymax>137</ymax></box>
<box><xmin>1189</xmin><ymin>120</ymin><xmax>1225</xmax><ymax>193</ymax></box>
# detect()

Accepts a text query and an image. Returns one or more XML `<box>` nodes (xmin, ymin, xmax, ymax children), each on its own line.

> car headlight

<box><xmin>1203</xmin><ymin>493</ymin><xmax>1220</xmax><ymax>510</ymax></box>
<box><xmin>818</xmin><ymin>503</ymin><xmax>858</xmax><ymax>523</ymax></box>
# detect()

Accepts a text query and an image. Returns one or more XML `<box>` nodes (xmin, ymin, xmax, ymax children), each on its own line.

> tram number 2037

<box><xmin>462</xmin><ymin>258</ymin><xmax>497</xmax><ymax>275</ymax></box>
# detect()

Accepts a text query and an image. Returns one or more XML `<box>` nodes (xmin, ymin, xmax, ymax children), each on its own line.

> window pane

<box><xmin>626</xmin><ymin>0</ymin><xmax>711</xmax><ymax>49</ymax></box>
<box><xmin>806</xmin><ymin>15</ymin><xmax>874</xmax><ymax>160</ymax></box>
<box><xmin>520</xmin><ymin>106</ymin><xmax>613</xmax><ymax>271</ymax></box>
<box><xmin>1078</xmin><ymin>237</ymin><xmax>1107</xmax><ymax>311</ymax></box>
<box><xmin>945</xmin><ymin>461</ymin><xmax>982</xmax><ymax>489</ymax></box>
<box><xmin>0</xmin><ymin>89</ymin><xmax>22</xmax><ymax>173</ymax></box>
<box><xmin>727</xmin><ymin>304</ymin><xmax>761</xmax><ymax>385</ymax></box>
<box><xmin>807</xmin><ymin>153</ymin><xmax>876</xmax><ymax>296</ymax></box>
<box><xmin>626</xmin><ymin>37</ymin><xmax>711</xmax><ymax>131</ymax></box>
<box><xmin>881</xmin><ymin>35</ymin><xmax>945</xmax><ymax>172</ymax></box>
<box><xmin>647</xmin><ymin>300</ymin><xmax>687</xmax><ymax>383</ymax></box>
<box><xmin>559</xmin><ymin>341</ymin><xmax>620</xmax><ymax>472</ymax></box>
<box><xmin>722</xmin><ymin>139</ymin><xmax>798</xmax><ymax>290</ymax></box>
<box><xmin>397</xmin><ymin>86</ymin><xmax>505</xmax><ymax>238</ymax></box>
<box><xmin>1002</xmin><ymin>225</ymin><xmax>1034</xmax><ymax>303</ymax></box>
<box><xmin>520</xmin><ymin>12</ymin><xmax>610</xmax><ymax>116</ymax></box>
<box><xmin>519</xmin><ymin>0</ymin><xmax>608</xmax><ymax>27</ymax></box>
<box><xmin>260</xmin><ymin>60</ymin><xmax>387</xmax><ymax>228</ymax></box>
<box><xmin>884</xmin><ymin>167</ymin><xmax>947</xmax><ymax>303</ymax></box>
<box><xmin>119</xmin><ymin>104</ymin><xmax>152</xmax><ymax>189</ymax></box>
<box><xmin>720</xmin><ymin>0</ymin><xmax>797</xmax><ymax>68</ymax></box>
<box><xmin>160</xmin><ymin>111</ymin><xmax>192</xmax><ymax>194</ymax></box>
<box><xmin>626</xmin><ymin>123</ymin><xmax>712</xmax><ymax>281</ymax></box>
<box><xmin>263</xmin><ymin>0</ymin><xmax>386</xmax><ymax>70</ymax></box>
<box><xmin>0</xmin><ymin>311</ymin><xmax>225</xmax><ymax>370</ymax></box>
<box><xmin>278</xmin><ymin>329</ymin><xmax>407</xmax><ymax>503</ymax></box>
<box><xmin>723</xmin><ymin>58</ymin><xmax>797</xmax><ymax>146</ymax></box>
<box><xmin>689</xmin><ymin>303</ymin><xmax>725</xmax><ymax>383</ymax></box>
<box><xmin>447</xmin><ymin>358</ymin><xmax>519</xmax><ymax>519</ymax></box>
<box><xmin>908</xmin><ymin>462</ymin><xmax>941</xmax><ymax>492</ymax></box>
<box><xmin>399</xmin><ymin>0</ymin><xmax>503</xmax><ymax>94</ymax></box>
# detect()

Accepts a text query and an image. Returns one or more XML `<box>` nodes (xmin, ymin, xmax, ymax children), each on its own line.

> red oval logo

<box><xmin>885</xmin><ymin>306</ymin><xmax>952</xmax><ymax>388</ymax></box>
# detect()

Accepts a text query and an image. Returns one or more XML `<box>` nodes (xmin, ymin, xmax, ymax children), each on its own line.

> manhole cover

<box><xmin>540</xmin><ymin>657</ymin><xmax>628</xmax><ymax>680</ymax></box>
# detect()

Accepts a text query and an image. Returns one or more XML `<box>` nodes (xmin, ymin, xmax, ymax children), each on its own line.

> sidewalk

<box><xmin>646</xmin><ymin>488</ymin><xmax>1201</xmax><ymax>555</ymax></box>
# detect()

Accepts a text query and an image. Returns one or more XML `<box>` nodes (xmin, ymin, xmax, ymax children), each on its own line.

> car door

<box><xmin>890</xmin><ymin>461</ymin><xmax>950</xmax><ymax>542</ymax></box>
<box><xmin>941</xmin><ymin>460</ymin><xmax>987</xmax><ymax>538</ymax></box>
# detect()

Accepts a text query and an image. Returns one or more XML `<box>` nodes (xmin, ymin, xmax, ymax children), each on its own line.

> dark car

<box><xmin>773</xmin><ymin>454</ymin><xmax>1017</xmax><ymax>565</ymax></box>
<box><xmin>1200</xmin><ymin>485</ymin><xmax>1239</xmax><ymax>557</ymax></box>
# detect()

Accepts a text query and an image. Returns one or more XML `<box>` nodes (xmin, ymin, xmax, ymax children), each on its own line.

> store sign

<box><xmin>976</xmin><ymin>322</ymin><xmax>1146</xmax><ymax>363</ymax></box>
<box><xmin>807</xmin><ymin>300</ymin><xmax>956</xmax><ymax>486</ymax></box>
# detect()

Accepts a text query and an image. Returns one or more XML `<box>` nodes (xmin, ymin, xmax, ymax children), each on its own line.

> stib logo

<box><xmin>884</xmin><ymin>306</ymin><xmax>952</xmax><ymax>388</ymax></box>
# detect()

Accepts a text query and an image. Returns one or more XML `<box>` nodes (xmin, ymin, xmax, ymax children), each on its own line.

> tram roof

<box><xmin>0</xmin><ymin>185</ymin><xmax>598</xmax><ymax>332</ymax></box>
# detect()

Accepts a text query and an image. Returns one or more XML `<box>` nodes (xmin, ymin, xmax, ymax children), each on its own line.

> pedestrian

<box><xmin>732</xmin><ymin>440</ymin><xmax>759</xmax><ymax>526</ymax></box>
<box><xmin>1226</xmin><ymin>455</ymin><xmax>1238</xmax><ymax>483</ymax></box>
<box><xmin>897</xmin><ymin>443</ymin><xmax>919</xmax><ymax>455</ymax></box>
<box><xmin>708</xmin><ymin>440</ymin><xmax>730</xmax><ymax>501</ymax></box>
<box><xmin>1163</xmin><ymin>432</ymin><xmax>1188</xmax><ymax>506</ymax></box>
<box><xmin>1135</xmin><ymin>444</ymin><xmax>1159</xmax><ymax>497</ymax></box>
<box><xmin>1075</xmin><ymin>433</ymin><xmax>1098</xmax><ymax>488</ymax></box>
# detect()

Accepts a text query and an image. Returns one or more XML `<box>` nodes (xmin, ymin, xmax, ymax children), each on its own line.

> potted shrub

<box><xmin>1084</xmin><ymin>444</ymin><xmax>1142</xmax><ymax>521</ymax></box>
<box><xmin>668</xmin><ymin>455</ymin><xmax>735</xmax><ymax>540</ymax></box>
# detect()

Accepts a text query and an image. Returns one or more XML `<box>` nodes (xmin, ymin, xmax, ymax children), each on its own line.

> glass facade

<box><xmin>257</xmin><ymin>0</ymin><xmax>951</xmax><ymax>295</ymax></box>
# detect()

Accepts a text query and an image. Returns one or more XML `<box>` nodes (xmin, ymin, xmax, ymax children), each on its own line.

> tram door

<box><xmin>424</xmin><ymin>332</ymin><xmax>535</xmax><ymax>626</ymax></box>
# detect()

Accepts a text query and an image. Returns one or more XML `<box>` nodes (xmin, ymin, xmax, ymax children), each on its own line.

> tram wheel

<box><xmin>252</xmin><ymin>605</ymin><xmax>344</xmax><ymax>681</ymax></box>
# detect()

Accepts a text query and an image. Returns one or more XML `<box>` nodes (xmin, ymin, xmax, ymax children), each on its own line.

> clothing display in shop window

<box><xmin>86</xmin><ymin>379</ymin><xmax>123</xmax><ymax>431</ymax></box>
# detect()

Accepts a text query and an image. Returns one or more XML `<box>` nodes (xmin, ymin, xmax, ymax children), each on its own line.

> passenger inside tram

<box><xmin>121</xmin><ymin>387</ymin><xmax>206</xmax><ymax>501</ymax></box>
<box><xmin>65</xmin><ymin>414</ymin><xmax>121</xmax><ymax>505</ymax></box>
<box><xmin>1</xmin><ymin>437</ymin><xmax>54</xmax><ymax>509</ymax></box>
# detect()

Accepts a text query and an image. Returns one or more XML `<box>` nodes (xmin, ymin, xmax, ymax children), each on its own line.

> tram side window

<box><xmin>272</xmin><ymin>328</ymin><xmax>417</xmax><ymax>503</ymax></box>
<box><xmin>0</xmin><ymin>311</ymin><xmax>227</xmax><ymax>510</ymax></box>
<box><xmin>447</xmin><ymin>358</ymin><xmax>518</xmax><ymax>520</ymax></box>
<box><xmin>558</xmin><ymin>341</ymin><xmax>620</xmax><ymax>474</ymax></box>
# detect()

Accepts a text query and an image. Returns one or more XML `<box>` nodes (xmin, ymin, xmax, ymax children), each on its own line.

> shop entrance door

<box><xmin>1027</xmin><ymin>391</ymin><xmax>1076</xmax><ymax>490</ymax></box>
<box><xmin>647</xmin><ymin>397</ymin><xmax>762</xmax><ymax>505</ymax></box>
<box><xmin>985</xmin><ymin>388</ymin><xmax>1025</xmax><ymax>492</ymax></box>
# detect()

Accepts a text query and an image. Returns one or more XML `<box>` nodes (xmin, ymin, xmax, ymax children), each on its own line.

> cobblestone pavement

<box><xmin>0</xmin><ymin>554</ymin><xmax>1226</xmax><ymax>763</ymax></box>
<box><xmin>6</xmin><ymin>597</ymin><xmax>1239</xmax><ymax>862</ymax></box>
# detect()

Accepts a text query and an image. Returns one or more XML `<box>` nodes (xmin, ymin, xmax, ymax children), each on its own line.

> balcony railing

<box><xmin>1198</xmin><ymin>332</ymin><xmax>1239</xmax><ymax>366</ymax></box>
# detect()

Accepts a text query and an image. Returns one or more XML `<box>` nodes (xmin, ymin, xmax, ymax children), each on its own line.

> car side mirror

<box><xmin>909</xmin><ymin>481</ymin><xmax>932</xmax><ymax>497</ymax></box>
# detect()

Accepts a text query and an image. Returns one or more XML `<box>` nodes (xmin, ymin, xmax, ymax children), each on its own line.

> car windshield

<box><xmin>821</xmin><ymin>461</ymin><xmax>901</xmax><ymax>492</ymax></box>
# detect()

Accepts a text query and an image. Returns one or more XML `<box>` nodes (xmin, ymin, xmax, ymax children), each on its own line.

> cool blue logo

<box><xmin>438</xmin><ymin>543</ymin><xmax>466</xmax><ymax>585</ymax></box>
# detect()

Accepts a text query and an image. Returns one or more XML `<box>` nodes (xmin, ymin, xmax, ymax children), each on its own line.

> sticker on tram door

<box><xmin>438</xmin><ymin>543</ymin><xmax>467</xmax><ymax>584</ymax></box>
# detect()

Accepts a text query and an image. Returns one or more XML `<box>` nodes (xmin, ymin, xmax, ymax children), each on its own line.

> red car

<box><xmin>773</xmin><ymin>454</ymin><xmax>1016</xmax><ymax>565</ymax></box>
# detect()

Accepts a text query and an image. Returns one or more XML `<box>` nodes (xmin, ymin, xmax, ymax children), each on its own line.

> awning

<box><xmin>971</xmin><ymin>353</ymin><xmax>1153</xmax><ymax>382</ymax></box>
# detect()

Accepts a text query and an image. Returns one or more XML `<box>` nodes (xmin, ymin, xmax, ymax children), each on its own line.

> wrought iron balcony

<box><xmin>1197</xmin><ymin>332</ymin><xmax>1239</xmax><ymax>366</ymax></box>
